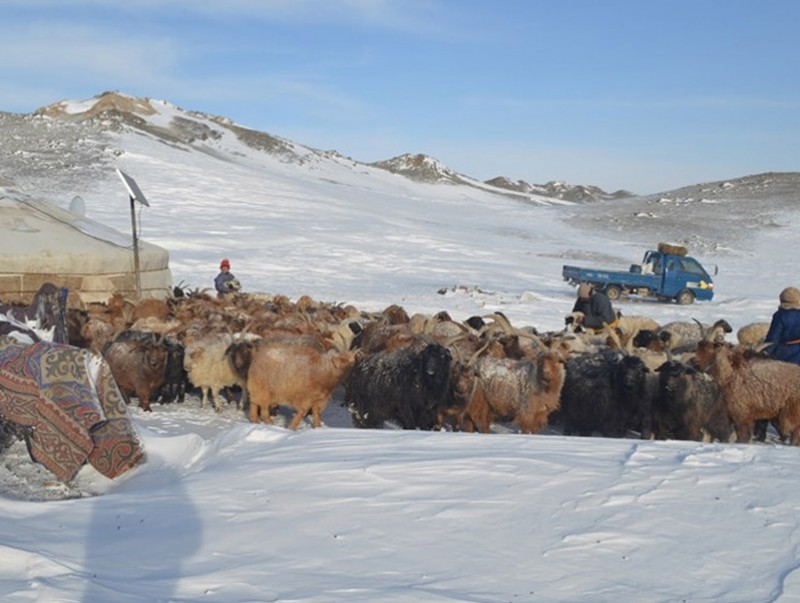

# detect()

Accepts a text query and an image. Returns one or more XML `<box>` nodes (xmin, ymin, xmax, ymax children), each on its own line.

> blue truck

<box><xmin>561</xmin><ymin>243</ymin><xmax>717</xmax><ymax>304</ymax></box>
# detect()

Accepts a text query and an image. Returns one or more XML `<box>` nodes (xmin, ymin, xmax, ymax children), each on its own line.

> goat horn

<box><xmin>468</xmin><ymin>338</ymin><xmax>493</xmax><ymax>366</ymax></box>
<box><xmin>484</xmin><ymin>312</ymin><xmax>515</xmax><ymax>335</ymax></box>
<box><xmin>693</xmin><ymin>318</ymin><xmax>709</xmax><ymax>341</ymax></box>
<box><xmin>604</xmin><ymin>323</ymin><xmax>627</xmax><ymax>355</ymax></box>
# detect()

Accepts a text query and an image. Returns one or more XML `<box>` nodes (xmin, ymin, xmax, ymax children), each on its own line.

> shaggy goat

<box><xmin>459</xmin><ymin>349</ymin><xmax>565</xmax><ymax>434</ymax></box>
<box><xmin>693</xmin><ymin>341</ymin><xmax>800</xmax><ymax>444</ymax></box>
<box><xmin>184</xmin><ymin>332</ymin><xmax>252</xmax><ymax>411</ymax></box>
<box><xmin>659</xmin><ymin>319</ymin><xmax>732</xmax><ymax>352</ymax></box>
<box><xmin>102</xmin><ymin>331</ymin><xmax>169</xmax><ymax>412</ymax></box>
<box><xmin>653</xmin><ymin>360</ymin><xmax>732</xmax><ymax>442</ymax></box>
<box><xmin>559</xmin><ymin>349</ymin><xmax>652</xmax><ymax>438</ymax></box>
<box><xmin>344</xmin><ymin>343</ymin><xmax>453</xmax><ymax>430</ymax></box>
<box><xmin>247</xmin><ymin>343</ymin><xmax>357</xmax><ymax>429</ymax></box>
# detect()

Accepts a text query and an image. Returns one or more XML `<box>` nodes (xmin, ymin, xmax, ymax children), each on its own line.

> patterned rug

<box><xmin>0</xmin><ymin>337</ymin><xmax>145</xmax><ymax>482</ymax></box>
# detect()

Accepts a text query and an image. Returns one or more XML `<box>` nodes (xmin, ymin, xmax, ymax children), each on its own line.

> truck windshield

<box><xmin>679</xmin><ymin>257</ymin><xmax>709</xmax><ymax>278</ymax></box>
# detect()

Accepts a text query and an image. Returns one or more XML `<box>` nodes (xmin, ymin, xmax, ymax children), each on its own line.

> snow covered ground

<box><xmin>2</xmin><ymin>96</ymin><xmax>800</xmax><ymax>602</ymax></box>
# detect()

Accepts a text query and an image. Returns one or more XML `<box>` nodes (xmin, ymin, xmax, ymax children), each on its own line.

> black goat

<box><xmin>653</xmin><ymin>360</ymin><xmax>732</xmax><ymax>442</ymax></box>
<box><xmin>560</xmin><ymin>349</ymin><xmax>652</xmax><ymax>438</ymax></box>
<box><xmin>344</xmin><ymin>343</ymin><xmax>453</xmax><ymax>430</ymax></box>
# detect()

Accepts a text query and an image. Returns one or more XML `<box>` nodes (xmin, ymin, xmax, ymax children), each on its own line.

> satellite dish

<box><xmin>69</xmin><ymin>195</ymin><xmax>86</xmax><ymax>217</ymax></box>
<box><xmin>116</xmin><ymin>168</ymin><xmax>150</xmax><ymax>207</ymax></box>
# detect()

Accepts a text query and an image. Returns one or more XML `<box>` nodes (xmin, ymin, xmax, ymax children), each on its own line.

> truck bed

<box><xmin>561</xmin><ymin>264</ymin><xmax>656</xmax><ymax>288</ymax></box>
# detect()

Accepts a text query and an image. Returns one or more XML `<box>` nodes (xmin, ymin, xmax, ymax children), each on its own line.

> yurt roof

<box><xmin>0</xmin><ymin>190</ymin><xmax>172</xmax><ymax>304</ymax></box>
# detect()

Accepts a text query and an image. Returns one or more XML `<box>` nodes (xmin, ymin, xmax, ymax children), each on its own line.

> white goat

<box><xmin>184</xmin><ymin>332</ymin><xmax>260</xmax><ymax>411</ymax></box>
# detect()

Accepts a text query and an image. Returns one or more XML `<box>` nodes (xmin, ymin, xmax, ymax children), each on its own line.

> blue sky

<box><xmin>1</xmin><ymin>0</ymin><xmax>798</xmax><ymax>194</ymax></box>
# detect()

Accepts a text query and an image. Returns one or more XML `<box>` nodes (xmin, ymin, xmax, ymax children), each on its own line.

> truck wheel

<box><xmin>604</xmin><ymin>285</ymin><xmax>622</xmax><ymax>301</ymax></box>
<box><xmin>676</xmin><ymin>289</ymin><xmax>695</xmax><ymax>305</ymax></box>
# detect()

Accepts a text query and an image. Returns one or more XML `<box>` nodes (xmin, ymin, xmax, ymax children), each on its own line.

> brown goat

<box><xmin>694</xmin><ymin>341</ymin><xmax>800</xmax><ymax>444</ymax></box>
<box><xmin>460</xmin><ymin>350</ymin><xmax>566</xmax><ymax>434</ymax></box>
<box><xmin>103</xmin><ymin>334</ymin><xmax>168</xmax><ymax>412</ymax></box>
<box><xmin>246</xmin><ymin>343</ymin><xmax>358</xmax><ymax>429</ymax></box>
<box><xmin>131</xmin><ymin>298</ymin><xmax>171</xmax><ymax>323</ymax></box>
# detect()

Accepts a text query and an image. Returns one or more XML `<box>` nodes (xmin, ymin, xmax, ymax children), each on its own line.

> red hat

<box><xmin>220</xmin><ymin>258</ymin><xmax>230</xmax><ymax>269</ymax></box>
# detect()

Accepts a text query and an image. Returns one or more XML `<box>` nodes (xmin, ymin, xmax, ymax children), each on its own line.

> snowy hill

<box><xmin>5</xmin><ymin>91</ymin><xmax>615</xmax><ymax>205</ymax></box>
<box><xmin>485</xmin><ymin>175</ymin><xmax>634</xmax><ymax>201</ymax></box>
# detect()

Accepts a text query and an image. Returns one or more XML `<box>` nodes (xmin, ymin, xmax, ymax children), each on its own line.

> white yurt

<box><xmin>0</xmin><ymin>190</ymin><xmax>172</xmax><ymax>306</ymax></box>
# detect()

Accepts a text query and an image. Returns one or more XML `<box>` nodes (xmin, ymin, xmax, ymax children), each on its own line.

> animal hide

<box><xmin>0</xmin><ymin>338</ymin><xmax>145</xmax><ymax>482</ymax></box>
<box><xmin>0</xmin><ymin>282</ymin><xmax>69</xmax><ymax>343</ymax></box>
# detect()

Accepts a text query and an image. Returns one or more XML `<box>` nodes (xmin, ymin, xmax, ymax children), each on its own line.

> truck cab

<box><xmin>633</xmin><ymin>249</ymin><xmax>715</xmax><ymax>303</ymax></box>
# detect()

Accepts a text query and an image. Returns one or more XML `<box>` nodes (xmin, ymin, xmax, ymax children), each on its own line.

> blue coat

<box><xmin>214</xmin><ymin>271</ymin><xmax>236</xmax><ymax>294</ymax></box>
<box><xmin>765</xmin><ymin>307</ymin><xmax>800</xmax><ymax>364</ymax></box>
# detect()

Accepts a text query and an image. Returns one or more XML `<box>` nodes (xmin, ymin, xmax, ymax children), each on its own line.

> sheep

<box><xmin>458</xmin><ymin>349</ymin><xmax>566</xmax><ymax>434</ymax></box>
<box><xmin>344</xmin><ymin>343</ymin><xmax>453</xmax><ymax>430</ymax></box>
<box><xmin>652</xmin><ymin>360</ymin><xmax>732</xmax><ymax>442</ymax></box>
<box><xmin>102</xmin><ymin>331</ymin><xmax>169</xmax><ymax>412</ymax></box>
<box><xmin>658</xmin><ymin>318</ymin><xmax>732</xmax><ymax>352</ymax></box>
<box><xmin>693</xmin><ymin>341</ymin><xmax>800</xmax><ymax>444</ymax></box>
<box><xmin>559</xmin><ymin>349</ymin><xmax>652</xmax><ymax>438</ymax></box>
<box><xmin>246</xmin><ymin>343</ymin><xmax>358</xmax><ymax>429</ymax></box>
<box><xmin>737</xmin><ymin>321</ymin><xmax>770</xmax><ymax>347</ymax></box>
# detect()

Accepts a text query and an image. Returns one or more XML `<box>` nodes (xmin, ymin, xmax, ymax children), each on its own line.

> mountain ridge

<box><xmin>0</xmin><ymin>90</ymin><xmax>797</xmax><ymax>216</ymax></box>
<box><xmin>25</xmin><ymin>91</ymin><xmax>626</xmax><ymax>202</ymax></box>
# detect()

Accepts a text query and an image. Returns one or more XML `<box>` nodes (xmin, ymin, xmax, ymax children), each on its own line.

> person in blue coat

<box><xmin>214</xmin><ymin>258</ymin><xmax>241</xmax><ymax>298</ymax></box>
<box><xmin>764</xmin><ymin>286</ymin><xmax>800</xmax><ymax>364</ymax></box>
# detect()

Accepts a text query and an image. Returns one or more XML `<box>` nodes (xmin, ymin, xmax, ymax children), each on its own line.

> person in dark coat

<box><xmin>571</xmin><ymin>283</ymin><xmax>617</xmax><ymax>331</ymax></box>
<box><xmin>764</xmin><ymin>286</ymin><xmax>800</xmax><ymax>364</ymax></box>
<box><xmin>214</xmin><ymin>258</ymin><xmax>241</xmax><ymax>298</ymax></box>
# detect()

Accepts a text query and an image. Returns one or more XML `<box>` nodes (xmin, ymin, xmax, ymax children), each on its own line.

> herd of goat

<box><xmin>3</xmin><ymin>282</ymin><xmax>799</xmax><ymax>447</ymax></box>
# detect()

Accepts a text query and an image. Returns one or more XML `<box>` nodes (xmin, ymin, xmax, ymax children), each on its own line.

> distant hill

<box><xmin>565</xmin><ymin>171</ymin><xmax>800</xmax><ymax>255</ymax></box>
<box><xmin>1</xmin><ymin>91</ymin><xmax>797</xmax><ymax>219</ymax></box>
<box><xmin>0</xmin><ymin>91</ymin><xmax>622</xmax><ymax>204</ymax></box>
<box><xmin>484</xmin><ymin>176</ymin><xmax>634</xmax><ymax>202</ymax></box>
<box><xmin>370</xmin><ymin>153</ymin><xmax>467</xmax><ymax>185</ymax></box>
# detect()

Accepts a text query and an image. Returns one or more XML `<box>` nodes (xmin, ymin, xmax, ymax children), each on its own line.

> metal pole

<box><xmin>129</xmin><ymin>195</ymin><xmax>142</xmax><ymax>300</ymax></box>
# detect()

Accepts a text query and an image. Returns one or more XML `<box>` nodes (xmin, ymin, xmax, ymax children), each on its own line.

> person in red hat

<box><xmin>214</xmin><ymin>258</ymin><xmax>241</xmax><ymax>298</ymax></box>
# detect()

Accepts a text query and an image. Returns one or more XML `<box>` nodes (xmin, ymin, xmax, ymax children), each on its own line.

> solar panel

<box><xmin>116</xmin><ymin>168</ymin><xmax>150</xmax><ymax>207</ymax></box>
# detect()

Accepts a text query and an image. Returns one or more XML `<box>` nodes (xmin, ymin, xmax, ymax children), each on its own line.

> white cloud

<box><xmin>0</xmin><ymin>23</ymin><xmax>180</xmax><ymax>84</ymax></box>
